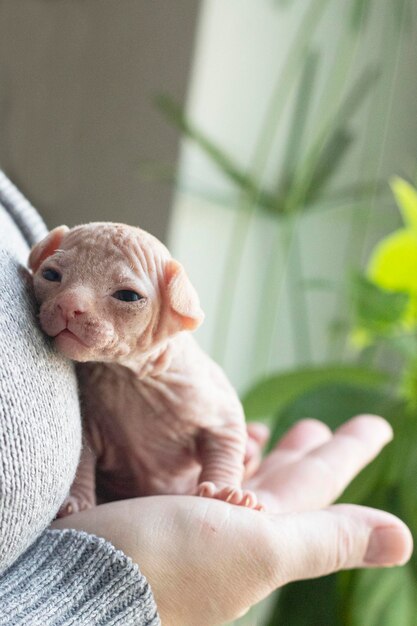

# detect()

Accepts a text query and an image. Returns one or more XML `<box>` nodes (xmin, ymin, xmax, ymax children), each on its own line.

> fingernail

<box><xmin>365</xmin><ymin>526</ymin><xmax>411</xmax><ymax>566</ymax></box>
<box><xmin>226</xmin><ymin>490</ymin><xmax>237</xmax><ymax>503</ymax></box>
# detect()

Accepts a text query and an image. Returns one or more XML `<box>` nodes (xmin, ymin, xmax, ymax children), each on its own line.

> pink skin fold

<box><xmin>29</xmin><ymin>223</ymin><xmax>260</xmax><ymax>516</ymax></box>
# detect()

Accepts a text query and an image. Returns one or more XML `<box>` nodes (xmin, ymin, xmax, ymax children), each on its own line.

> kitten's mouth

<box><xmin>54</xmin><ymin>328</ymin><xmax>89</xmax><ymax>349</ymax></box>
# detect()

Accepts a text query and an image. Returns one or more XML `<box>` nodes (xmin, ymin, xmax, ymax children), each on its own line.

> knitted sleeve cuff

<box><xmin>0</xmin><ymin>529</ymin><xmax>160</xmax><ymax>626</ymax></box>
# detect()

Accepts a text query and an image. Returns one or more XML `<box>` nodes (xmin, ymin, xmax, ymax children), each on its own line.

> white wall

<box><xmin>169</xmin><ymin>0</ymin><xmax>417</xmax><ymax>392</ymax></box>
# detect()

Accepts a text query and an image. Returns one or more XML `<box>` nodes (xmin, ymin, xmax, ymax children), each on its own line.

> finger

<box><xmin>246</xmin><ymin>422</ymin><xmax>270</xmax><ymax>446</ymax></box>
<box><xmin>254</xmin><ymin>415</ymin><xmax>392</xmax><ymax>513</ymax></box>
<box><xmin>274</xmin><ymin>418</ymin><xmax>332</xmax><ymax>453</ymax></box>
<box><xmin>246</xmin><ymin>419</ymin><xmax>332</xmax><ymax>488</ymax></box>
<box><xmin>262</xmin><ymin>419</ymin><xmax>332</xmax><ymax>470</ymax></box>
<box><xmin>243</xmin><ymin>443</ymin><xmax>262</xmax><ymax>480</ymax></box>
<box><xmin>297</xmin><ymin>415</ymin><xmax>392</xmax><ymax>506</ymax></box>
<box><xmin>266</xmin><ymin>505</ymin><xmax>412</xmax><ymax>587</ymax></box>
<box><xmin>244</xmin><ymin>422</ymin><xmax>270</xmax><ymax>479</ymax></box>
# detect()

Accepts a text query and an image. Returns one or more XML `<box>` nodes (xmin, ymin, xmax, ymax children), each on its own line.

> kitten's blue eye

<box><xmin>112</xmin><ymin>290</ymin><xmax>143</xmax><ymax>302</ymax></box>
<box><xmin>42</xmin><ymin>268</ymin><xmax>61</xmax><ymax>282</ymax></box>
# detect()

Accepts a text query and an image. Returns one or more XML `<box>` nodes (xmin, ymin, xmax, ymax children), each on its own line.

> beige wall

<box><xmin>0</xmin><ymin>0</ymin><xmax>199</xmax><ymax>241</ymax></box>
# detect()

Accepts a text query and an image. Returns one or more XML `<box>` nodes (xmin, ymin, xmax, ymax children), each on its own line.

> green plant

<box><xmin>242</xmin><ymin>178</ymin><xmax>417</xmax><ymax>625</ymax></box>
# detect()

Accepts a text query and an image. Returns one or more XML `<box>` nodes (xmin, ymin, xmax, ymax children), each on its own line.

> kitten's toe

<box><xmin>56</xmin><ymin>496</ymin><xmax>81</xmax><ymax>518</ymax></box>
<box><xmin>241</xmin><ymin>489</ymin><xmax>258</xmax><ymax>509</ymax></box>
<box><xmin>197</xmin><ymin>481</ymin><xmax>217</xmax><ymax>498</ymax></box>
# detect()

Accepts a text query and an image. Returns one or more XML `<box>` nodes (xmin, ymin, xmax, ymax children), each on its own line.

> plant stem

<box><xmin>253</xmin><ymin>214</ymin><xmax>299</xmax><ymax>374</ymax></box>
<box><xmin>211</xmin><ymin>0</ymin><xmax>331</xmax><ymax>365</ymax></box>
<box><xmin>286</xmin><ymin>226</ymin><xmax>312</xmax><ymax>363</ymax></box>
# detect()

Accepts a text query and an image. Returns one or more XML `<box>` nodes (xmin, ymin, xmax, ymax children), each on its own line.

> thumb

<box><xmin>268</xmin><ymin>504</ymin><xmax>413</xmax><ymax>586</ymax></box>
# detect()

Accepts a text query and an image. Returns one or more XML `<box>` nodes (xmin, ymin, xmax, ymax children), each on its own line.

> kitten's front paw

<box><xmin>197</xmin><ymin>482</ymin><xmax>264</xmax><ymax>511</ymax></box>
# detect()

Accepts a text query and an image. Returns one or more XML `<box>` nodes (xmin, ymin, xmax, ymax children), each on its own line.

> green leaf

<box><xmin>390</xmin><ymin>176</ymin><xmax>417</xmax><ymax>233</ymax></box>
<box><xmin>284</xmin><ymin>64</ymin><xmax>379</xmax><ymax>213</ymax></box>
<box><xmin>155</xmin><ymin>95</ymin><xmax>249</xmax><ymax>189</ymax></box>
<box><xmin>319</xmin><ymin>179</ymin><xmax>389</xmax><ymax>204</ymax></box>
<box><xmin>350</xmin><ymin>0</ymin><xmax>373</xmax><ymax>32</ymax></box>
<box><xmin>242</xmin><ymin>365</ymin><xmax>388</xmax><ymax>420</ymax></box>
<box><xmin>351</xmin><ymin>567</ymin><xmax>416</xmax><ymax>626</ymax></box>
<box><xmin>276</xmin><ymin>49</ymin><xmax>320</xmax><ymax>202</ymax></box>
<box><xmin>268</xmin><ymin>559</ymin><xmax>416</xmax><ymax>626</ymax></box>
<box><xmin>267</xmin><ymin>383</ymin><xmax>394</xmax><ymax>455</ymax></box>
<box><xmin>301</xmin><ymin>65</ymin><xmax>380</xmax><ymax>206</ymax></box>
<box><xmin>371</xmin><ymin>333</ymin><xmax>417</xmax><ymax>360</ymax></box>
<box><xmin>369</xmin><ymin>230</ymin><xmax>417</xmax><ymax>293</ymax></box>
<box><xmin>399</xmin><ymin>454</ymin><xmax>417</xmax><ymax>536</ymax></box>
<box><xmin>266</xmin><ymin>575</ymin><xmax>340</xmax><ymax>626</ymax></box>
<box><xmin>336</xmin><ymin>65</ymin><xmax>380</xmax><ymax>124</ymax></box>
<box><xmin>300</xmin><ymin>277</ymin><xmax>339</xmax><ymax>291</ymax></box>
<box><xmin>304</xmin><ymin>128</ymin><xmax>354</xmax><ymax>204</ymax></box>
<box><xmin>395</xmin><ymin>409</ymin><xmax>417</xmax><ymax>535</ymax></box>
<box><xmin>351</xmin><ymin>272</ymin><xmax>409</xmax><ymax>333</ymax></box>
<box><xmin>155</xmin><ymin>94</ymin><xmax>276</xmax><ymax>210</ymax></box>
<box><xmin>367</xmin><ymin>230</ymin><xmax>417</xmax><ymax>328</ymax></box>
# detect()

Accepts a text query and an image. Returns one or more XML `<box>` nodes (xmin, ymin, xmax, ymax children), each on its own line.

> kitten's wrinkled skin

<box><xmin>29</xmin><ymin>223</ymin><xmax>260</xmax><ymax>515</ymax></box>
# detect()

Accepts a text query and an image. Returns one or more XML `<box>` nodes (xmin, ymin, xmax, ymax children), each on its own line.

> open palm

<box><xmin>53</xmin><ymin>415</ymin><xmax>412</xmax><ymax>626</ymax></box>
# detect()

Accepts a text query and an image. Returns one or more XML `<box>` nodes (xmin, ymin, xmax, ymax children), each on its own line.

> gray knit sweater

<box><xmin>0</xmin><ymin>172</ymin><xmax>160</xmax><ymax>625</ymax></box>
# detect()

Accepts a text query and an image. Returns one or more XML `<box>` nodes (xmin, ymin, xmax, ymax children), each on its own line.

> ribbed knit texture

<box><xmin>0</xmin><ymin>530</ymin><xmax>159</xmax><ymax>626</ymax></box>
<box><xmin>0</xmin><ymin>172</ymin><xmax>160</xmax><ymax>624</ymax></box>
<box><xmin>0</xmin><ymin>170</ymin><xmax>47</xmax><ymax>246</ymax></box>
<box><xmin>0</xmin><ymin>223</ymin><xmax>81</xmax><ymax>573</ymax></box>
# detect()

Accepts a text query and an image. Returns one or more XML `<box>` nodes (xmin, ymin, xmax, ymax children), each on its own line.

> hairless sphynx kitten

<box><xmin>29</xmin><ymin>223</ymin><xmax>262</xmax><ymax>515</ymax></box>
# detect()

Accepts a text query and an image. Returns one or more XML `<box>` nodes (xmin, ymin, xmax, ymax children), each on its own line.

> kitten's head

<box><xmin>29</xmin><ymin>223</ymin><xmax>204</xmax><ymax>362</ymax></box>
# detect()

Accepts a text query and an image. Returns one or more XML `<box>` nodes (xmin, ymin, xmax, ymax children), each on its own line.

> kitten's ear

<box><xmin>28</xmin><ymin>225</ymin><xmax>69</xmax><ymax>272</ymax></box>
<box><xmin>164</xmin><ymin>259</ymin><xmax>204</xmax><ymax>332</ymax></box>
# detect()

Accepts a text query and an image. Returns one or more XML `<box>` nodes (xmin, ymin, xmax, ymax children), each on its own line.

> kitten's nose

<box><xmin>57</xmin><ymin>290</ymin><xmax>91</xmax><ymax>321</ymax></box>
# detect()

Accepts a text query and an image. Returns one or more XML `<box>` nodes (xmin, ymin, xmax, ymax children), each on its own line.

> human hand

<box><xmin>52</xmin><ymin>415</ymin><xmax>413</xmax><ymax>626</ymax></box>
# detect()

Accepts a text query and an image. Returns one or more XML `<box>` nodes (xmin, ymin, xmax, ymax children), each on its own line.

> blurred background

<box><xmin>1</xmin><ymin>1</ymin><xmax>416</xmax><ymax>624</ymax></box>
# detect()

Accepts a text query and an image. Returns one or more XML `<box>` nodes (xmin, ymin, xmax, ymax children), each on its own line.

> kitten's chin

<box><xmin>54</xmin><ymin>329</ymin><xmax>94</xmax><ymax>362</ymax></box>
